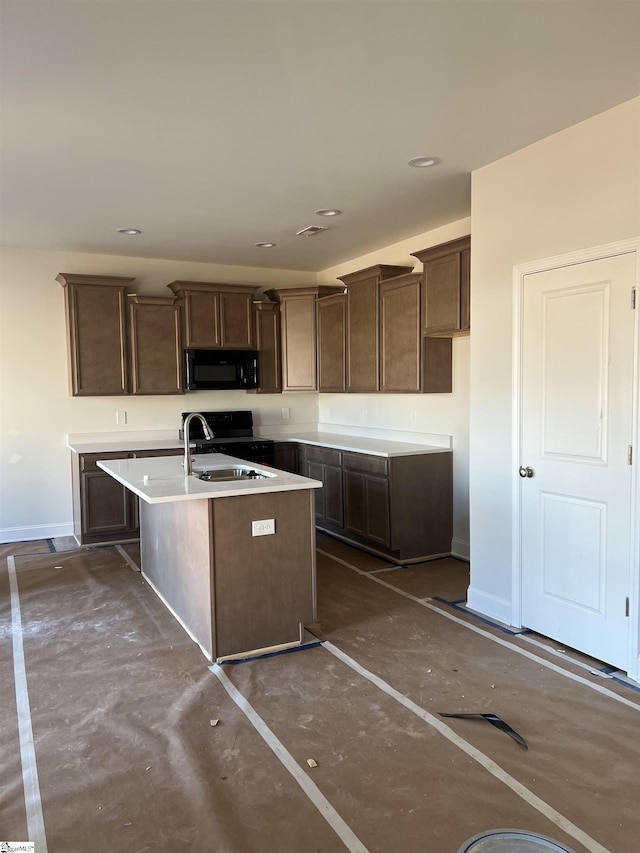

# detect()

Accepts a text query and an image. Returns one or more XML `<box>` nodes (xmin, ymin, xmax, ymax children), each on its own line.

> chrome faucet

<box><xmin>183</xmin><ymin>412</ymin><xmax>214</xmax><ymax>476</ymax></box>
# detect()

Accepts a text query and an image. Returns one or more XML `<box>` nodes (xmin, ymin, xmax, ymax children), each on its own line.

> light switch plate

<box><xmin>252</xmin><ymin>518</ymin><xmax>275</xmax><ymax>536</ymax></box>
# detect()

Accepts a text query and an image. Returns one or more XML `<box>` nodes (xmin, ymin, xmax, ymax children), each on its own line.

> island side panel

<box><xmin>139</xmin><ymin>499</ymin><xmax>214</xmax><ymax>659</ymax></box>
<box><xmin>211</xmin><ymin>489</ymin><xmax>316</xmax><ymax>660</ymax></box>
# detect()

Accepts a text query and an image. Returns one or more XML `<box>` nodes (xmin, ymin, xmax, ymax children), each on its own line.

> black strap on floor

<box><xmin>438</xmin><ymin>712</ymin><xmax>528</xmax><ymax>750</ymax></box>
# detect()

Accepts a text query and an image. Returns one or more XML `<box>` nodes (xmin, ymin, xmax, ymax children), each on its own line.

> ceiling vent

<box><xmin>295</xmin><ymin>225</ymin><xmax>329</xmax><ymax>237</ymax></box>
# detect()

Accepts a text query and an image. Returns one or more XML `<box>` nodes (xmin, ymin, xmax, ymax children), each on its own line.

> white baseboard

<box><xmin>451</xmin><ymin>538</ymin><xmax>469</xmax><ymax>561</ymax></box>
<box><xmin>0</xmin><ymin>522</ymin><xmax>74</xmax><ymax>544</ymax></box>
<box><xmin>466</xmin><ymin>585</ymin><xmax>513</xmax><ymax>626</ymax></box>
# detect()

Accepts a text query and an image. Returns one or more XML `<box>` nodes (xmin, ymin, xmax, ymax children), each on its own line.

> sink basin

<box><xmin>194</xmin><ymin>466</ymin><xmax>275</xmax><ymax>482</ymax></box>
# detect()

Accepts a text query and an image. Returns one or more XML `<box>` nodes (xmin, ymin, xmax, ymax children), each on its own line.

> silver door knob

<box><xmin>519</xmin><ymin>466</ymin><xmax>534</xmax><ymax>478</ymax></box>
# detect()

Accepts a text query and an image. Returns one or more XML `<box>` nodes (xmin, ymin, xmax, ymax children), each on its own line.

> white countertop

<box><xmin>68</xmin><ymin>429</ymin><xmax>451</xmax><ymax>458</ymax></box>
<box><xmin>264</xmin><ymin>431</ymin><xmax>451</xmax><ymax>457</ymax></box>
<box><xmin>97</xmin><ymin>453</ymin><xmax>322</xmax><ymax>504</ymax></box>
<box><xmin>68</xmin><ymin>437</ymin><xmax>188</xmax><ymax>454</ymax></box>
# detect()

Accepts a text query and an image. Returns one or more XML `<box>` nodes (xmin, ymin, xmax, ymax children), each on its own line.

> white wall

<box><xmin>468</xmin><ymin>97</ymin><xmax>640</xmax><ymax>622</ymax></box>
<box><xmin>317</xmin><ymin>218</ymin><xmax>471</xmax><ymax>557</ymax></box>
<box><xmin>0</xmin><ymin>248</ymin><xmax>317</xmax><ymax>541</ymax></box>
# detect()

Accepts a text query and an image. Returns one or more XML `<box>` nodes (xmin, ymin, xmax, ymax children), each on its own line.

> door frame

<box><xmin>511</xmin><ymin>238</ymin><xmax>640</xmax><ymax>680</ymax></box>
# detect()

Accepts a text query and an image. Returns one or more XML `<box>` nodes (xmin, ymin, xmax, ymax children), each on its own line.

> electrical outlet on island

<box><xmin>116</xmin><ymin>411</ymin><xmax>127</xmax><ymax>426</ymax></box>
<box><xmin>252</xmin><ymin>519</ymin><xmax>275</xmax><ymax>537</ymax></box>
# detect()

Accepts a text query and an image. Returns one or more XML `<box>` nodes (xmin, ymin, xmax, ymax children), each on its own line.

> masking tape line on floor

<box><xmin>210</xmin><ymin>663</ymin><xmax>370</xmax><ymax>853</ymax></box>
<box><xmin>115</xmin><ymin>544</ymin><xmax>141</xmax><ymax>572</ymax></box>
<box><xmin>316</xmin><ymin>548</ymin><xmax>640</xmax><ymax>711</ymax></box>
<box><xmin>7</xmin><ymin>555</ymin><xmax>49</xmax><ymax>852</ymax></box>
<box><xmin>321</xmin><ymin>639</ymin><xmax>610</xmax><ymax>853</ymax></box>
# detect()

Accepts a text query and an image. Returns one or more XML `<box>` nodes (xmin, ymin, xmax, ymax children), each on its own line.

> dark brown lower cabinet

<box><xmin>341</xmin><ymin>450</ymin><xmax>452</xmax><ymax>562</ymax></box>
<box><xmin>296</xmin><ymin>442</ymin><xmax>452</xmax><ymax>562</ymax></box>
<box><xmin>273</xmin><ymin>441</ymin><xmax>299</xmax><ymax>474</ymax></box>
<box><xmin>303</xmin><ymin>446</ymin><xmax>343</xmax><ymax>530</ymax></box>
<box><xmin>343</xmin><ymin>469</ymin><xmax>391</xmax><ymax>548</ymax></box>
<box><xmin>72</xmin><ymin>448</ymin><xmax>183</xmax><ymax>545</ymax></box>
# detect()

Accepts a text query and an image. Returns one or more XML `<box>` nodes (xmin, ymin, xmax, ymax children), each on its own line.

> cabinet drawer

<box><xmin>343</xmin><ymin>452</ymin><xmax>388</xmax><ymax>477</ymax></box>
<box><xmin>304</xmin><ymin>445</ymin><xmax>342</xmax><ymax>467</ymax></box>
<box><xmin>79</xmin><ymin>451</ymin><xmax>132</xmax><ymax>472</ymax></box>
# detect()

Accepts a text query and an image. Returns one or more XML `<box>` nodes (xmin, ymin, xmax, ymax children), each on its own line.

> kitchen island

<box><xmin>98</xmin><ymin>453</ymin><xmax>322</xmax><ymax>662</ymax></box>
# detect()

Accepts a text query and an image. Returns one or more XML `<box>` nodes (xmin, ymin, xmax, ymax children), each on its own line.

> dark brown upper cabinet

<box><xmin>379</xmin><ymin>273</ymin><xmax>422</xmax><ymax>393</ymax></box>
<box><xmin>337</xmin><ymin>265</ymin><xmax>413</xmax><ymax>392</ymax></box>
<box><xmin>249</xmin><ymin>300</ymin><xmax>282</xmax><ymax>394</ymax></box>
<box><xmin>317</xmin><ymin>292</ymin><xmax>347</xmax><ymax>393</ymax></box>
<box><xmin>57</xmin><ymin>273</ymin><xmax>134</xmax><ymax>396</ymax></box>
<box><xmin>128</xmin><ymin>295</ymin><xmax>183</xmax><ymax>395</ymax></box>
<box><xmin>379</xmin><ymin>272</ymin><xmax>452</xmax><ymax>394</ymax></box>
<box><xmin>411</xmin><ymin>235</ymin><xmax>471</xmax><ymax>337</ymax></box>
<box><xmin>167</xmin><ymin>281</ymin><xmax>257</xmax><ymax>349</ymax></box>
<box><xmin>265</xmin><ymin>286</ymin><xmax>342</xmax><ymax>392</ymax></box>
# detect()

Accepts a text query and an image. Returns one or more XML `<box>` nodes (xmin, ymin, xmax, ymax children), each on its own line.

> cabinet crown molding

<box><xmin>264</xmin><ymin>285</ymin><xmax>343</xmax><ymax>302</ymax></box>
<box><xmin>378</xmin><ymin>272</ymin><xmax>422</xmax><ymax>286</ymax></box>
<box><xmin>56</xmin><ymin>273</ymin><xmax>136</xmax><ymax>288</ymax></box>
<box><xmin>128</xmin><ymin>294</ymin><xmax>178</xmax><ymax>306</ymax></box>
<box><xmin>167</xmin><ymin>280</ymin><xmax>259</xmax><ymax>296</ymax></box>
<box><xmin>337</xmin><ymin>264</ymin><xmax>413</xmax><ymax>286</ymax></box>
<box><xmin>411</xmin><ymin>235</ymin><xmax>470</xmax><ymax>263</ymax></box>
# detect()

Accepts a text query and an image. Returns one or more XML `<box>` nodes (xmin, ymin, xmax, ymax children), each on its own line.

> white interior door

<box><xmin>520</xmin><ymin>253</ymin><xmax>636</xmax><ymax>669</ymax></box>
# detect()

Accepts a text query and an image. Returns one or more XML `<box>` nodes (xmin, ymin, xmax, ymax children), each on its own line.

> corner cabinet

<box><xmin>128</xmin><ymin>295</ymin><xmax>183</xmax><ymax>395</ymax></box>
<box><xmin>167</xmin><ymin>281</ymin><xmax>257</xmax><ymax>349</ymax></box>
<box><xmin>338</xmin><ymin>265</ymin><xmax>413</xmax><ymax>392</ymax></box>
<box><xmin>57</xmin><ymin>273</ymin><xmax>134</xmax><ymax>396</ymax></box>
<box><xmin>411</xmin><ymin>236</ymin><xmax>471</xmax><ymax>336</ymax></box>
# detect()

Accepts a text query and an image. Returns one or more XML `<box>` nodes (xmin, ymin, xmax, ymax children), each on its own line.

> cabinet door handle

<box><xmin>518</xmin><ymin>466</ymin><xmax>534</xmax><ymax>478</ymax></box>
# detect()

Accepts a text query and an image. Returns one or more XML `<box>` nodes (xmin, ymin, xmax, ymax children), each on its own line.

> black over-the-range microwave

<box><xmin>184</xmin><ymin>348</ymin><xmax>259</xmax><ymax>391</ymax></box>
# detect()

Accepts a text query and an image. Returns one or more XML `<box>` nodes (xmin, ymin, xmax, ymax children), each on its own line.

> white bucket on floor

<box><xmin>458</xmin><ymin>829</ymin><xmax>576</xmax><ymax>852</ymax></box>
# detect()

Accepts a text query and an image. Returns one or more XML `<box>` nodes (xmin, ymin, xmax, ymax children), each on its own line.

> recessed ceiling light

<box><xmin>116</xmin><ymin>228</ymin><xmax>142</xmax><ymax>235</ymax></box>
<box><xmin>314</xmin><ymin>208</ymin><xmax>342</xmax><ymax>217</ymax></box>
<box><xmin>255</xmin><ymin>242</ymin><xmax>277</xmax><ymax>248</ymax></box>
<box><xmin>407</xmin><ymin>156</ymin><xmax>440</xmax><ymax>168</ymax></box>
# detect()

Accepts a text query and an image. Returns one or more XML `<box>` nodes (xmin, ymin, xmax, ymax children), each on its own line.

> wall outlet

<box><xmin>252</xmin><ymin>518</ymin><xmax>275</xmax><ymax>537</ymax></box>
<box><xmin>281</xmin><ymin>407</ymin><xmax>290</xmax><ymax>420</ymax></box>
<box><xmin>116</xmin><ymin>411</ymin><xmax>127</xmax><ymax>425</ymax></box>
<box><xmin>409</xmin><ymin>410</ymin><xmax>417</xmax><ymax>425</ymax></box>
<box><xmin>360</xmin><ymin>408</ymin><xmax>368</xmax><ymax>422</ymax></box>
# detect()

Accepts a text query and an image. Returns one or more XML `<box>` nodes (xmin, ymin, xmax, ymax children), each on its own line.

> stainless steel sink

<box><xmin>195</xmin><ymin>466</ymin><xmax>274</xmax><ymax>482</ymax></box>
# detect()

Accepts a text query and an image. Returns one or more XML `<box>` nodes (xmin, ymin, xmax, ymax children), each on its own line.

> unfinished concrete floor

<box><xmin>1</xmin><ymin>534</ymin><xmax>639</xmax><ymax>852</ymax></box>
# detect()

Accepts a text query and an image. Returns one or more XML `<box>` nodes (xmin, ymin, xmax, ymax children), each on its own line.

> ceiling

<box><xmin>1</xmin><ymin>1</ymin><xmax>639</xmax><ymax>273</ymax></box>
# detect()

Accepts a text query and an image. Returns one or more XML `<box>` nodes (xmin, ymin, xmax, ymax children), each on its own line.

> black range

<box><xmin>180</xmin><ymin>410</ymin><xmax>274</xmax><ymax>465</ymax></box>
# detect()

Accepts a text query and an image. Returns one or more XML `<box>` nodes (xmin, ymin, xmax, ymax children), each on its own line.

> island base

<box><xmin>139</xmin><ymin>489</ymin><xmax>317</xmax><ymax>661</ymax></box>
